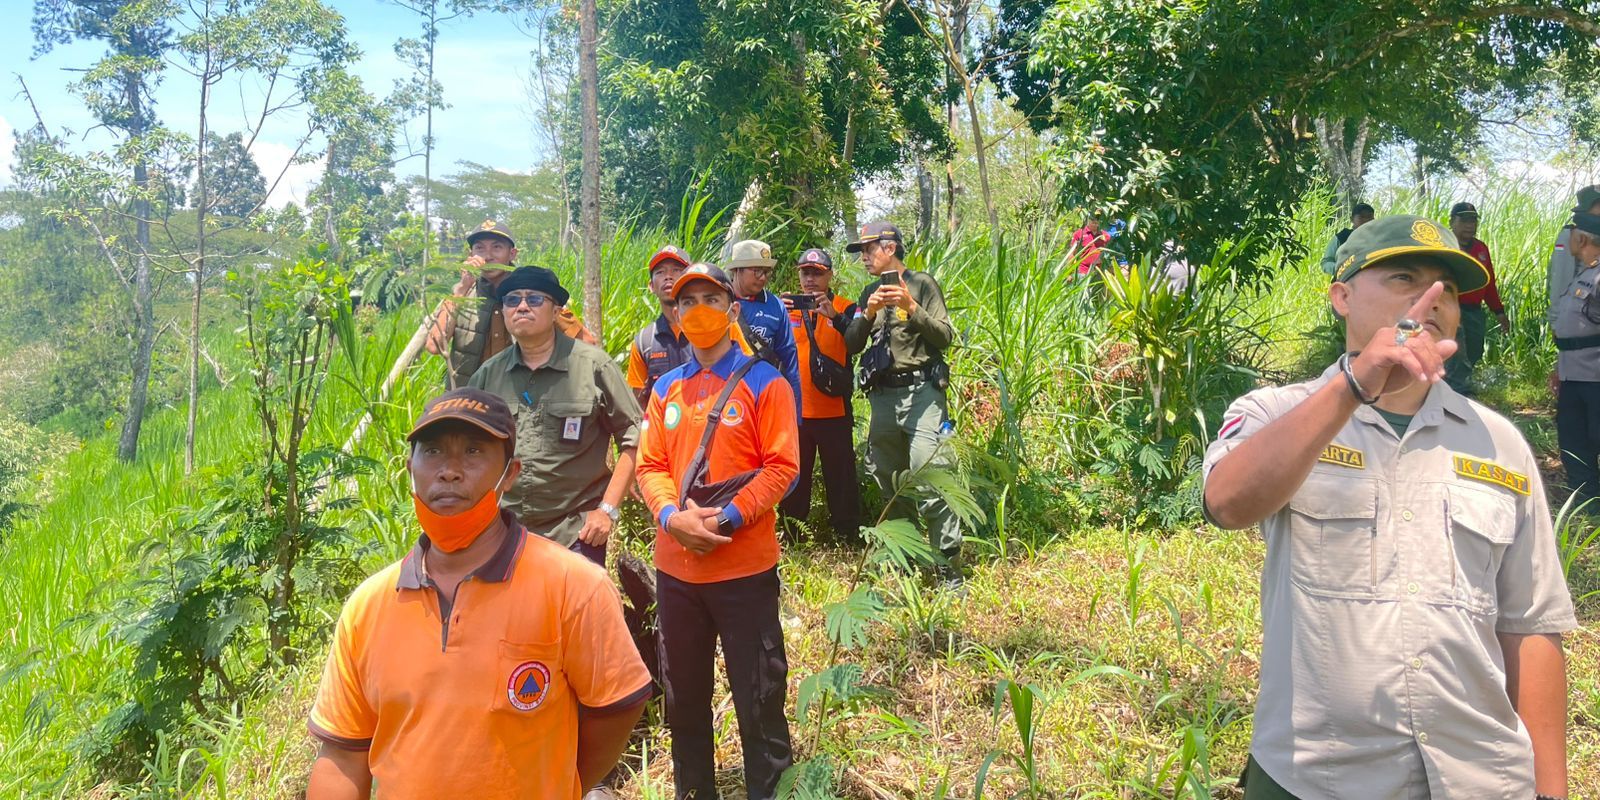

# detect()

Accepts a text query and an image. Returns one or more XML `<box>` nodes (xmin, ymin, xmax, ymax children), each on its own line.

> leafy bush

<box><xmin>0</xmin><ymin>414</ymin><xmax>75</xmax><ymax>529</ymax></box>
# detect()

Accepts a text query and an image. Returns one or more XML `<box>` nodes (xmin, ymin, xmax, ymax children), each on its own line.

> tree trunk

<box><xmin>726</xmin><ymin>179</ymin><xmax>762</xmax><ymax>255</ymax></box>
<box><xmin>1314</xmin><ymin>115</ymin><xmax>1370</xmax><ymax>210</ymax></box>
<box><xmin>323</xmin><ymin>141</ymin><xmax>339</xmax><ymax>257</ymax></box>
<box><xmin>916</xmin><ymin>159</ymin><xmax>934</xmax><ymax>240</ymax></box>
<box><xmin>841</xmin><ymin>108</ymin><xmax>859</xmax><ymax>238</ymax></box>
<box><xmin>187</xmin><ymin>49</ymin><xmax>214</xmax><ymax>475</ymax></box>
<box><xmin>578</xmin><ymin>0</ymin><xmax>604</xmax><ymax>339</ymax></box>
<box><xmin>421</xmin><ymin>2</ymin><xmax>437</xmax><ymax>302</ymax></box>
<box><xmin>118</xmin><ymin>81</ymin><xmax>156</xmax><ymax>463</ymax></box>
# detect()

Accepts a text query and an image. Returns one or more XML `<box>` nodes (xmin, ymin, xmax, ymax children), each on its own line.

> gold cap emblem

<box><xmin>480</xmin><ymin>219</ymin><xmax>497</xmax><ymax>231</ymax></box>
<box><xmin>1410</xmin><ymin>219</ymin><xmax>1444</xmax><ymax>248</ymax></box>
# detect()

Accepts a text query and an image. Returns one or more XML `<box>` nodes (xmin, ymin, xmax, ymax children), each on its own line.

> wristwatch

<box><xmin>598</xmin><ymin>502</ymin><xmax>620</xmax><ymax>523</ymax></box>
<box><xmin>715</xmin><ymin>511</ymin><xmax>736</xmax><ymax>536</ymax></box>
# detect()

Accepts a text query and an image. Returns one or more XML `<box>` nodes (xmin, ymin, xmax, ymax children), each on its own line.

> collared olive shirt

<box><xmin>468</xmin><ymin>334</ymin><xmax>643</xmax><ymax>544</ymax></box>
<box><xmin>843</xmin><ymin>270</ymin><xmax>956</xmax><ymax>373</ymax></box>
<box><xmin>1203</xmin><ymin>367</ymin><xmax>1576</xmax><ymax>800</ymax></box>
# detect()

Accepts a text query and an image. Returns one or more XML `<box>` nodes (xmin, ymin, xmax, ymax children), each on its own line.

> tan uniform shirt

<box><xmin>468</xmin><ymin>335</ymin><xmax>642</xmax><ymax>545</ymax></box>
<box><xmin>1203</xmin><ymin>367</ymin><xmax>1576</xmax><ymax>800</ymax></box>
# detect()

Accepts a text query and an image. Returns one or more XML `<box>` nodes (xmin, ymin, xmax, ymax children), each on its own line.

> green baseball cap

<box><xmin>466</xmin><ymin>218</ymin><xmax>515</xmax><ymax>247</ymax></box>
<box><xmin>1332</xmin><ymin>214</ymin><xmax>1489</xmax><ymax>294</ymax></box>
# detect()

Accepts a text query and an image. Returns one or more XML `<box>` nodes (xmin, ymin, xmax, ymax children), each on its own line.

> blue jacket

<box><xmin>736</xmin><ymin>289</ymin><xmax>802</xmax><ymax>410</ymax></box>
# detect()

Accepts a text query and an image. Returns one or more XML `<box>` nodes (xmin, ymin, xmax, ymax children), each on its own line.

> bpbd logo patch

<box><xmin>720</xmin><ymin>400</ymin><xmax>745</xmax><ymax>427</ymax></box>
<box><xmin>507</xmin><ymin>660</ymin><xmax>552</xmax><ymax>712</ymax></box>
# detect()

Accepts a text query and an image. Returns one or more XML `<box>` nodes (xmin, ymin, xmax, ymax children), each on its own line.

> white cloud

<box><xmin>0</xmin><ymin>115</ymin><xmax>14</xmax><ymax>188</ymax></box>
<box><xmin>251</xmin><ymin>139</ymin><xmax>325</xmax><ymax>210</ymax></box>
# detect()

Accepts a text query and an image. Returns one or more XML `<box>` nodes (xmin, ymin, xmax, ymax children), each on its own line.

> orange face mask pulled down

<box><xmin>411</xmin><ymin>461</ymin><xmax>511</xmax><ymax>552</ymax></box>
<box><xmin>679</xmin><ymin>304</ymin><xmax>732</xmax><ymax>349</ymax></box>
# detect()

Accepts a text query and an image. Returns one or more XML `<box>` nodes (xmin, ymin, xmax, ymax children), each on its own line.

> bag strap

<box><xmin>678</xmin><ymin>355</ymin><xmax>762</xmax><ymax>507</ymax></box>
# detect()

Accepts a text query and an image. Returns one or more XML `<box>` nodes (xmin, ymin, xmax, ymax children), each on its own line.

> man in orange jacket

<box><xmin>635</xmin><ymin>263</ymin><xmax>799</xmax><ymax>800</ymax></box>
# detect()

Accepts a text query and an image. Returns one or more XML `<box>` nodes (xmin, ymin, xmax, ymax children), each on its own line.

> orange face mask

<box><xmin>411</xmin><ymin>460</ymin><xmax>511</xmax><ymax>553</ymax></box>
<box><xmin>679</xmin><ymin>303</ymin><xmax>732</xmax><ymax>348</ymax></box>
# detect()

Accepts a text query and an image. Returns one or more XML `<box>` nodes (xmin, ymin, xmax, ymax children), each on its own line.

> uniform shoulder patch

<box><xmin>1318</xmin><ymin>443</ymin><xmax>1365</xmax><ymax>469</ymax></box>
<box><xmin>1453</xmin><ymin>455</ymin><xmax>1530</xmax><ymax>495</ymax></box>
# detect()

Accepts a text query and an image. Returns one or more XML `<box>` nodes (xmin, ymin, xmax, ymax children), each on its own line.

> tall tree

<box><xmin>578</xmin><ymin>0</ymin><xmax>603</xmax><ymax>337</ymax></box>
<box><xmin>171</xmin><ymin>0</ymin><xmax>355</xmax><ymax>473</ymax></box>
<box><xmin>989</xmin><ymin>0</ymin><xmax>1600</xmax><ymax>268</ymax></box>
<box><xmin>200</xmin><ymin>132</ymin><xmax>268</xmax><ymax>219</ymax></box>
<box><xmin>32</xmin><ymin>0</ymin><xmax>178</xmax><ymax>462</ymax></box>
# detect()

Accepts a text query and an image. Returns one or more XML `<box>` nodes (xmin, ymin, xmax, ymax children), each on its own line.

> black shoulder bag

<box><xmin>801</xmin><ymin>311</ymin><xmax>853</xmax><ymax>398</ymax></box>
<box><xmin>679</xmin><ymin>357</ymin><xmax>763</xmax><ymax>511</ymax></box>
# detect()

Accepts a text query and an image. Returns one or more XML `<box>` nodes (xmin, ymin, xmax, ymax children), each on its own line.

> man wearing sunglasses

<box><xmin>426</xmin><ymin>219</ymin><xmax>595</xmax><ymax>388</ymax></box>
<box><xmin>468</xmin><ymin>267</ymin><xmax>643</xmax><ymax>567</ymax></box>
<box><xmin>726</xmin><ymin>239</ymin><xmax>802</xmax><ymax>409</ymax></box>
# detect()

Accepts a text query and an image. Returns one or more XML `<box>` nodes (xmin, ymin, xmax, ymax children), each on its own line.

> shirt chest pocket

<box><xmin>543</xmin><ymin>396</ymin><xmax>599</xmax><ymax>448</ymax></box>
<box><xmin>492</xmin><ymin>639</ymin><xmax>567</xmax><ymax>719</ymax></box>
<box><xmin>1287</xmin><ymin>475</ymin><xmax>1388</xmax><ymax>598</ymax></box>
<box><xmin>1441</xmin><ymin>484</ymin><xmax>1516</xmax><ymax>614</ymax></box>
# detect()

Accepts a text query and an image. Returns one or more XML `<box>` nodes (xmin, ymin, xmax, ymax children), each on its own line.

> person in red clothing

<box><xmin>635</xmin><ymin>263</ymin><xmax>799</xmax><ymax>800</ymax></box>
<box><xmin>1446</xmin><ymin>202</ymin><xmax>1511</xmax><ymax>394</ymax></box>
<box><xmin>1071</xmin><ymin>215</ymin><xmax>1110</xmax><ymax>276</ymax></box>
<box><xmin>778</xmin><ymin>248</ymin><xmax>863</xmax><ymax>542</ymax></box>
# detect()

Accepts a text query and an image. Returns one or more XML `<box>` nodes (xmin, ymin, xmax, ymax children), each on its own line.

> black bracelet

<box><xmin>1339</xmin><ymin>352</ymin><xmax>1379</xmax><ymax>405</ymax></box>
<box><xmin>1535</xmin><ymin>794</ymin><xmax>1566</xmax><ymax>800</ymax></box>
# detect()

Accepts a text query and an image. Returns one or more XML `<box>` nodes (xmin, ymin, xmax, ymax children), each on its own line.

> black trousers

<box><xmin>778</xmin><ymin>414</ymin><xmax>862</xmax><ymax>540</ymax></box>
<box><xmin>657</xmin><ymin>567</ymin><xmax>792</xmax><ymax>800</ymax></box>
<box><xmin>1558</xmin><ymin>380</ymin><xmax>1600</xmax><ymax>507</ymax></box>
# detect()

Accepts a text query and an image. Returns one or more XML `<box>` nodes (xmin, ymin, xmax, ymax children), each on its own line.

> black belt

<box><xmin>1556</xmin><ymin>334</ymin><xmax>1600</xmax><ymax>351</ymax></box>
<box><xmin>875</xmin><ymin>364</ymin><xmax>936</xmax><ymax>389</ymax></box>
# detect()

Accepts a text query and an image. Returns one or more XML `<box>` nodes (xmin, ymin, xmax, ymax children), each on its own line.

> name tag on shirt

<box><xmin>1318</xmin><ymin>444</ymin><xmax>1365</xmax><ymax>469</ymax></box>
<box><xmin>563</xmin><ymin>417</ymin><xmax>582</xmax><ymax>441</ymax></box>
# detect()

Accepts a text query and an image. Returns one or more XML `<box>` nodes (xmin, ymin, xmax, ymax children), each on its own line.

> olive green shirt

<box><xmin>843</xmin><ymin>270</ymin><xmax>956</xmax><ymax>371</ymax></box>
<box><xmin>468</xmin><ymin>334</ymin><xmax>643</xmax><ymax>544</ymax></box>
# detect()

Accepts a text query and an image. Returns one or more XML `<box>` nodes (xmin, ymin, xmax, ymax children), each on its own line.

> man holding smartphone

<box><xmin>842</xmin><ymin>221</ymin><xmax>961</xmax><ymax>588</ymax></box>
<box><xmin>425</xmin><ymin>219</ymin><xmax>595</xmax><ymax>387</ymax></box>
<box><xmin>780</xmin><ymin>248</ymin><xmax>863</xmax><ymax>542</ymax></box>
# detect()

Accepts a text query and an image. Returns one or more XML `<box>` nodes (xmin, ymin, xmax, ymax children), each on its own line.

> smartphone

<box><xmin>783</xmin><ymin>293</ymin><xmax>817</xmax><ymax>310</ymax></box>
<box><xmin>882</xmin><ymin>271</ymin><xmax>903</xmax><ymax>286</ymax></box>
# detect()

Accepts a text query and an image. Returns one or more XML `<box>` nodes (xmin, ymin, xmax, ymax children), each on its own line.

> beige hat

<box><xmin>725</xmin><ymin>239</ymin><xmax>777</xmax><ymax>270</ymax></box>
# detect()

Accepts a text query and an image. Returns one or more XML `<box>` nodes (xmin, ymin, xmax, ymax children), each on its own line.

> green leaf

<box><xmin>823</xmin><ymin>587</ymin><xmax>885</xmax><ymax>650</ymax></box>
<box><xmin>863</xmin><ymin>518</ymin><xmax>935</xmax><ymax>571</ymax></box>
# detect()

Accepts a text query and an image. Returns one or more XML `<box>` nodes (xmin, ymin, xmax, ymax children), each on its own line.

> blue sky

<box><xmin>0</xmin><ymin>0</ymin><xmax>554</xmax><ymax>207</ymax></box>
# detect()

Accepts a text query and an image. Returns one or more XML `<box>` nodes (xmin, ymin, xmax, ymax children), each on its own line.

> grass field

<box><xmin>5</xmin><ymin>182</ymin><xmax>1600</xmax><ymax>798</ymax></box>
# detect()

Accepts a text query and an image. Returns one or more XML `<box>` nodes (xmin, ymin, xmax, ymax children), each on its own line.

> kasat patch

<box><xmin>1318</xmin><ymin>444</ymin><xmax>1365</xmax><ymax>469</ymax></box>
<box><xmin>507</xmin><ymin>660</ymin><xmax>552</xmax><ymax>712</ymax></box>
<box><xmin>1453</xmin><ymin>455</ymin><xmax>1530</xmax><ymax>495</ymax></box>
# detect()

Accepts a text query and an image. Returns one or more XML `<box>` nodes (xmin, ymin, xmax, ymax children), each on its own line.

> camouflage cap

<box><xmin>466</xmin><ymin>218</ymin><xmax>515</xmax><ymax>247</ymax></box>
<box><xmin>725</xmin><ymin>239</ymin><xmax>777</xmax><ymax>270</ymax></box>
<box><xmin>1333</xmin><ymin>214</ymin><xmax>1489</xmax><ymax>294</ymax></box>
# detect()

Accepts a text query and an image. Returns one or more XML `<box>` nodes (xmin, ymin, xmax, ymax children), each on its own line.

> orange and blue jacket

<box><xmin>637</xmin><ymin>348</ymin><xmax>800</xmax><ymax>584</ymax></box>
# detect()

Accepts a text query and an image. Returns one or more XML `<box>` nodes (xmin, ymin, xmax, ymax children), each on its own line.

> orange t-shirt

<box><xmin>636</xmin><ymin>348</ymin><xmax>800</xmax><ymax>583</ymax></box>
<box><xmin>308</xmin><ymin>515</ymin><xmax>651</xmax><ymax>800</ymax></box>
<box><xmin>789</xmin><ymin>294</ymin><xmax>854</xmax><ymax>419</ymax></box>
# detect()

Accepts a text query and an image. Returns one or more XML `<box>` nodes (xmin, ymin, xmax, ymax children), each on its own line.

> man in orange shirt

<box><xmin>635</xmin><ymin>264</ymin><xmax>800</xmax><ymax>800</ymax></box>
<box><xmin>626</xmin><ymin>245</ymin><xmax>693</xmax><ymax>405</ymax></box>
<box><xmin>306</xmin><ymin>388</ymin><xmax>650</xmax><ymax>800</ymax></box>
<box><xmin>778</xmin><ymin>248</ymin><xmax>862</xmax><ymax>541</ymax></box>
